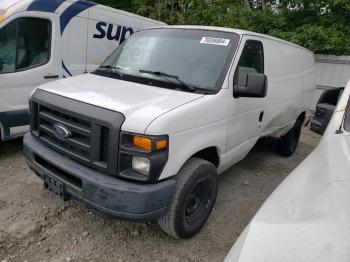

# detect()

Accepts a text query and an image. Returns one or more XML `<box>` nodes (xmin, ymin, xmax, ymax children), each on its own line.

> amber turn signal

<box><xmin>156</xmin><ymin>140</ymin><xmax>167</xmax><ymax>150</ymax></box>
<box><xmin>133</xmin><ymin>136</ymin><xmax>152</xmax><ymax>152</ymax></box>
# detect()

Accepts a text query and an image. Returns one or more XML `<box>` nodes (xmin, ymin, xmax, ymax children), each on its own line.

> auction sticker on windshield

<box><xmin>200</xmin><ymin>37</ymin><xmax>230</xmax><ymax>46</ymax></box>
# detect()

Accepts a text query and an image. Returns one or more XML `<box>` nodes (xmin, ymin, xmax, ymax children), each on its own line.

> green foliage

<box><xmin>91</xmin><ymin>0</ymin><xmax>350</xmax><ymax>55</ymax></box>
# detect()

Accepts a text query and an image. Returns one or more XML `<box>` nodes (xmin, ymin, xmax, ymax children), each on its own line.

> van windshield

<box><xmin>97</xmin><ymin>28</ymin><xmax>239</xmax><ymax>92</ymax></box>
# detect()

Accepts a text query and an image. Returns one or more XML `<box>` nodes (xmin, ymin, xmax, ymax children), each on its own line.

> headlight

<box><xmin>132</xmin><ymin>156</ymin><xmax>150</xmax><ymax>176</ymax></box>
<box><xmin>119</xmin><ymin>132</ymin><xmax>169</xmax><ymax>183</ymax></box>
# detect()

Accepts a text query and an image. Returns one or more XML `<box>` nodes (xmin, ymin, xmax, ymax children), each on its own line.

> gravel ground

<box><xmin>0</xmin><ymin>129</ymin><xmax>320</xmax><ymax>262</ymax></box>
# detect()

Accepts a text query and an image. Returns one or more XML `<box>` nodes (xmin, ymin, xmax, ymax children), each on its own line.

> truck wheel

<box><xmin>157</xmin><ymin>158</ymin><xmax>218</xmax><ymax>239</ymax></box>
<box><xmin>277</xmin><ymin>119</ymin><xmax>302</xmax><ymax>157</ymax></box>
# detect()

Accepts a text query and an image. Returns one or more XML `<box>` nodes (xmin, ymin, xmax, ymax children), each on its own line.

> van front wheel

<box><xmin>277</xmin><ymin>119</ymin><xmax>303</xmax><ymax>157</ymax></box>
<box><xmin>157</xmin><ymin>158</ymin><xmax>218</xmax><ymax>239</ymax></box>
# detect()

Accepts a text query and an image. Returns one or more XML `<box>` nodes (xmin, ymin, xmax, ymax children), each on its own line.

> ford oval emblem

<box><xmin>53</xmin><ymin>123</ymin><xmax>71</xmax><ymax>139</ymax></box>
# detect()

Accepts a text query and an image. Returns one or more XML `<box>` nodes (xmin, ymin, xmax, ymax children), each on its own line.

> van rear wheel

<box><xmin>157</xmin><ymin>158</ymin><xmax>218</xmax><ymax>239</ymax></box>
<box><xmin>277</xmin><ymin>119</ymin><xmax>302</xmax><ymax>157</ymax></box>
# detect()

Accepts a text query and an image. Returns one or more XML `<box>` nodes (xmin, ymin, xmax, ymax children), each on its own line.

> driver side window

<box><xmin>234</xmin><ymin>40</ymin><xmax>264</xmax><ymax>87</ymax></box>
<box><xmin>0</xmin><ymin>21</ymin><xmax>16</xmax><ymax>73</ymax></box>
<box><xmin>0</xmin><ymin>17</ymin><xmax>51</xmax><ymax>74</ymax></box>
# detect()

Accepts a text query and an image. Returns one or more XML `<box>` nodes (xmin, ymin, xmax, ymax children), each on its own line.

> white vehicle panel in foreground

<box><xmin>225</xmin><ymin>79</ymin><xmax>350</xmax><ymax>262</ymax></box>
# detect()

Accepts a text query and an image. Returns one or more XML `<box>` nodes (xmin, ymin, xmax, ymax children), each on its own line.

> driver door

<box><xmin>0</xmin><ymin>14</ymin><xmax>61</xmax><ymax>139</ymax></box>
<box><xmin>226</xmin><ymin>37</ymin><xmax>267</xmax><ymax>161</ymax></box>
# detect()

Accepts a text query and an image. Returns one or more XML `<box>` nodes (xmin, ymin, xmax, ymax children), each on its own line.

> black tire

<box><xmin>157</xmin><ymin>158</ymin><xmax>218</xmax><ymax>239</ymax></box>
<box><xmin>277</xmin><ymin>119</ymin><xmax>303</xmax><ymax>157</ymax></box>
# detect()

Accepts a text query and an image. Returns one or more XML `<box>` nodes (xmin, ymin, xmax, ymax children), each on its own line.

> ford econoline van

<box><xmin>24</xmin><ymin>26</ymin><xmax>316</xmax><ymax>239</ymax></box>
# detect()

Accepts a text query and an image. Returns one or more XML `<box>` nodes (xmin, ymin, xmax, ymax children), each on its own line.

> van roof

<box><xmin>0</xmin><ymin>0</ymin><xmax>164</xmax><ymax>26</ymax></box>
<box><xmin>146</xmin><ymin>25</ymin><xmax>313</xmax><ymax>54</ymax></box>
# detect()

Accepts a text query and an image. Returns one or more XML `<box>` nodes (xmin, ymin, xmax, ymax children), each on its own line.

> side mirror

<box><xmin>233</xmin><ymin>73</ymin><xmax>267</xmax><ymax>98</ymax></box>
<box><xmin>311</xmin><ymin>104</ymin><xmax>335</xmax><ymax>135</ymax></box>
<box><xmin>311</xmin><ymin>87</ymin><xmax>344</xmax><ymax>135</ymax></box>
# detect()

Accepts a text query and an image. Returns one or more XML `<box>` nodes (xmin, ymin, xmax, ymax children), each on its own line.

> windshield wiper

<box><xmin>139</xmin><ymin>69</ymin><xmax>196</xmax><ymax>92</ymax></box>
<box><xmin>99</xmin><ymin>65</ymin><xmax>124</xmax><ymax>78</ymax></box>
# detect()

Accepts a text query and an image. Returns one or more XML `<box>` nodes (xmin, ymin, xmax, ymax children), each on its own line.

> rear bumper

<box><xmin>23</xmin><ymin>133</ymin><xmax>176</xmax><ymax>221</ymax></box>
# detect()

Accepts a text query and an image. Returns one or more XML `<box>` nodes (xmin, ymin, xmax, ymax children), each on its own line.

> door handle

<box><xmin>259</xmin><ymin>110</ymin><xmax>264</xmax><ymax>124</ymax></box>
<box><xmin>44</xmin><ymin>74</ymin><xmax>59</xmax><ymax>79</ymax></box>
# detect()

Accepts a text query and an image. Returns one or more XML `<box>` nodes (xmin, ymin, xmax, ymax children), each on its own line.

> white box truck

<box><xmin>0</xmin><ymin>0</ymin><xmax>165</xmax><ymax>141</ymax></box>
<box><xmin>23</xmin><ymin>26</ymin><xmax>316</xmax><ymax>239</ymax></box>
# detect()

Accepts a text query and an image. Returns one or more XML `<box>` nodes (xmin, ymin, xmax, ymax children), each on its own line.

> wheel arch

<box><xmin>190</xmin><ymin>146</ymin><xmax>220</xmax><ymax>168</ymax></box>
<box><xmin>297</xmin><ymin>111</ymin><xmax>306</xmax><ymax>124</ymax></box>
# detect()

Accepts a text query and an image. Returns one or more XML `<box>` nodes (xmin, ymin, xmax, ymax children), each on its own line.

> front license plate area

<box><xmin>44</xmin><ymin>175</ymin><xmax>67</xmax><ymax>201</ymax></box>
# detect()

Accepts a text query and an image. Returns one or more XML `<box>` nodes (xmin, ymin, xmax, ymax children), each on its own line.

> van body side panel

<box><xmin>145</xmin><ymin>89</ymin><xmax>229</xmax><ymax>180</ymax></box>
<box><xmin>61</xmin><ymin>13</ymin><xmax>88</xmax><ymax>76</ymax></box>
<box><xmin>59</xmin><ymin>0</ymin><xmax>96</xmax><ymax>34</ymax></box>
<box><xmin>219</xmin><ymin>35</ymin><xmax>315</xmax><ymax>175</ymax></box>
<box><xmin>261</xmin><ymin>37</ymin><xmax>315</xmax><ymax>137</ymax></box>
<box><xmin>226</xmin><ymin>35</ymin><xmax>315</xmax><ymax>145</ymax></box>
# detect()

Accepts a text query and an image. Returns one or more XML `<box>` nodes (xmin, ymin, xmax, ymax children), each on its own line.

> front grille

<box><xmin>30</xmin><ymin>90</ymin><xmax>125</xmax><ymax>176</ymax></box>
<box><xmin>100</xmin><ymin>127</ymin><xmax>110</xmax><ymax>162</ymax></box>
<box><xmin>31</xmin><ymin>102</ymin><xmax>112</xmax><ymax>173</ymax></box>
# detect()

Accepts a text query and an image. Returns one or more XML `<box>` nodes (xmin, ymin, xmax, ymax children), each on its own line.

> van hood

<box><xmin>36</xmin><ymin>73</ymin><xmax>204</xmax><ymax>134</ymax></box>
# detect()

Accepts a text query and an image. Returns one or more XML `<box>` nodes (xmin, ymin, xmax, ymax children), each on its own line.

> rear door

<box><xmin>0</xmin><ymin>13</ymin><xmax>61</xmax><ymax>139</ymax></box>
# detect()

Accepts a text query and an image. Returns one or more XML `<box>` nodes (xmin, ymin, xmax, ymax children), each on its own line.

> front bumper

<box><xmin>23</xmin><ymin>133</ymin><xmax>176</xmax><ymax>221</ymax></box>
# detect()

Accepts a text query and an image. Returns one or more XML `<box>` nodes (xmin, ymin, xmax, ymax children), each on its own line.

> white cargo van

<box><xmin>24</xmin><ymin>26</ymin><xmax>316</xmax><ymax>239</ymax></box>
<box><xmin>0</xmin><ymin>0</ymin><xmax>165</xmax><ymax>141</ymax></box>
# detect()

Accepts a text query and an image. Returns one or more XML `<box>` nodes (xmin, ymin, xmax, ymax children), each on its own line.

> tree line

<box><xmin>92</xmin><ymin>0</ymin><xmax>350</xmax><ymax>55</ymax></box>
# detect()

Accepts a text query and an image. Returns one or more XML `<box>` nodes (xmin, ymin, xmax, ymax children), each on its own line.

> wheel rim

<box><xmin>184</xmin><ymin>178</ymin><xmax>213</xmax><ymax>226</ymax></box>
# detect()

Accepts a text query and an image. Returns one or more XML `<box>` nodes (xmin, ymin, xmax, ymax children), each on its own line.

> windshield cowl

<box><xmin>93</xmin><ymin>69</ymin><xmax>216</xmax><ymax>95</ymax></box>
